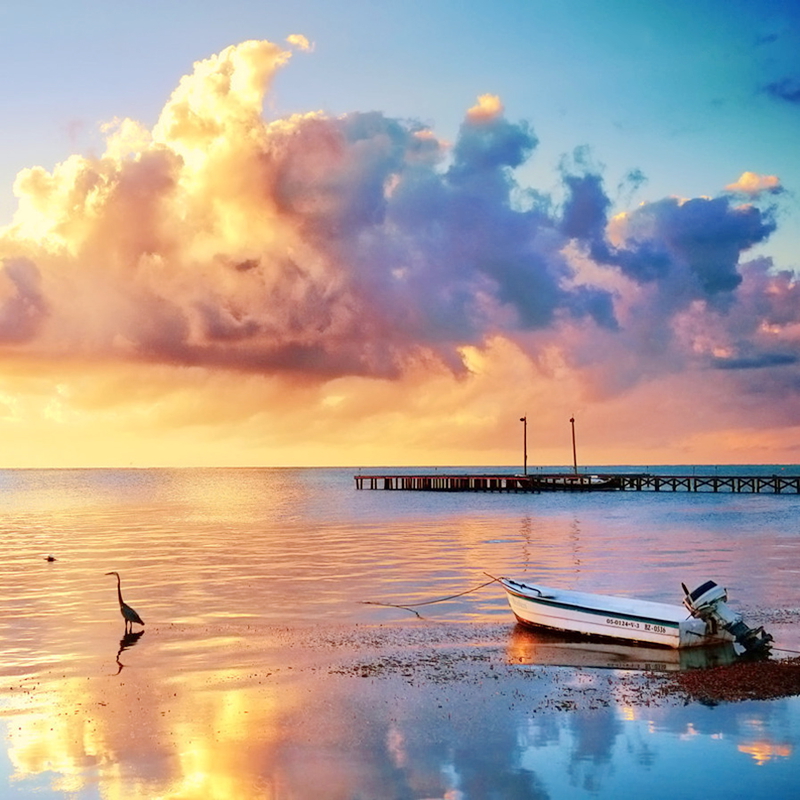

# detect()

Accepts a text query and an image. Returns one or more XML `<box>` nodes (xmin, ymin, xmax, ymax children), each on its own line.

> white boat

<box><xmin>498</xmin><ymin>577</ymin><xmax>773</xmax><ymax>654</ymax></box>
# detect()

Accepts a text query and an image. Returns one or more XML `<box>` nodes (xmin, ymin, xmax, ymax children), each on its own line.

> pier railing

<box><xmin>353</xmin><ymin>472</ymin><xmax>800</xmax><ymax>494</ymax></box>
<box><xmin>616</xmin><ymin>473</ymin><xmax>800</xmax><ymax>493</ymax></box>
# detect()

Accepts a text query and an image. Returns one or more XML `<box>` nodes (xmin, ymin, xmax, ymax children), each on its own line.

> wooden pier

<box><xmin>354</xmin><ymin>472</ymin><xmax>800</xmax><ymax>494</ymax></box>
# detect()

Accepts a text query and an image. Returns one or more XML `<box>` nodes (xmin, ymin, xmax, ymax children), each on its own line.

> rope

<box><xmin>361</xmin><ymin>577</ymin><xmax>499</xmax><ymax>618</ymax></box>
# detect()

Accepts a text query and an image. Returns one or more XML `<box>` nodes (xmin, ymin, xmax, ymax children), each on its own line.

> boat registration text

<box><xmin>606</xmin><ymin>618</ymin><xmax>668</xmax><ymax>634</ymax></box>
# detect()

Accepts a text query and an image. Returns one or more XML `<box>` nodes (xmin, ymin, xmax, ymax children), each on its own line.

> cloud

<box><xmin>713</xmin><ymin>351</ymin><xmax>797</xmax><ymax>370</ymax></box>
<box><xmin>725</xmin><ymin>171</ymin><xmax>783</xmax><ymax>196</ymax></box>
<box><xmin>624</xmin><ymin>196</ymin><xmax>774</xmax><ymax>295</ymax></box>
<box><xmin>558</xmin><ymin>165</ymin><xmax>777</xmax><ymax>310</ymax></box>
<box><xmin>700</xmin><ymin>257</ymin><xmax>800</xmax><ymax>378</ymax></box>
<box><xmin>0</xmin><ymin>258</ymin><xmax>48</xmax><ymax>342</ymax></box>
<box><xmin>466</xmin><ymin>94</ymin><xmax>504</xmax><ymax>122</ymax></box>
<box><xmin>764</xmin><ymin>77</ymin><xmax>800</xmax><ymax>105</ymax></box>
<box><xmin>0</xmin><ymin>37</ymin><xmax>796</xmax><ymax>465</ymax></box>
<box><xmin>5</xmin><ymin>43</ymin><xmax>605</xmax><ymax>378</ymax></box>
<box><xmin>286</xmin><ymin>34</ymin><xmax>313</xmax><ymax>52</ymax></box>
<box><xmin>616</xmin><ymin>168</ymin><xmax>647</xmax><ymax>206</ymax></box>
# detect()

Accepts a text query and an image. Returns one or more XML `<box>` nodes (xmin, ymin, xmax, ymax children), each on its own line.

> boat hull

<box><xmin>500</xmin><ymin>578</ymin><xmax>734</xmax><ymax>649</ymax></box>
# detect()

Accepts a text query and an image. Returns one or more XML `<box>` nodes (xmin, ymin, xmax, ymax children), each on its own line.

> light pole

<box><xmin>520</xmin><ymin>416</ymin><xmax>528</xmax><ymax>475</ymax></box>
<box><xmin>570</xmin><ymin>416</ymin><xmax>577</xmax><ymax>474</ymax></box>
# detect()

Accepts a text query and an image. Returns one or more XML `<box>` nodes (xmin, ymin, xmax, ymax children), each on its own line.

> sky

<box><xmin>0</xmin><ymin>0</ymin><xmax>798</xmax><ymax>467</ymax></box>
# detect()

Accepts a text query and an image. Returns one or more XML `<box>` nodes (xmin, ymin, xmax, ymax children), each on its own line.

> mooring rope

<box><xmin>361</xmin><ymin>576</ymin><xmax>499</xmax><ymax>618</ymax></box>
<box><xmin>772</xmin><ymin>646</ymin><xmax>800</xmax><ymax>657</ymax></box>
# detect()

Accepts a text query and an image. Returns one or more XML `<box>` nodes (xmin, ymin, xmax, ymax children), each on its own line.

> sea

<box><xmin>1</xmin><ymin>465</ymin><xmax>799</xmax><ymax>799</ymax></box>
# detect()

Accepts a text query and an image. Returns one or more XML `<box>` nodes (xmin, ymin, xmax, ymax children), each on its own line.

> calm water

<box><xmin>1</xmin><ymin>466</ymin><xmax>799</xmax><ymax>799</ymax></box>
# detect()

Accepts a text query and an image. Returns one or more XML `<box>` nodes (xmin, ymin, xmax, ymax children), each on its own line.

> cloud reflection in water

<box><xmin>1</xmin><ymin>621</ymin><xmax>798</xmax><ymax>799</ymax></box>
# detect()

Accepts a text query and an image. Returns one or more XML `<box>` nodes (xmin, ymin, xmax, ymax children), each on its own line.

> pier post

<box><xmin>520</xmin><ymin>416</ymin><xmax>528</xmax><ymax>476</ymax></box>
<box><xmin>570</xmin><ymin>416</ymin><xmax>577</xmax><ymax>474</ymax></box>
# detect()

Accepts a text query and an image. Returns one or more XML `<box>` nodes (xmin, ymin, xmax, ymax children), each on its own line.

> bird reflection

<box><xmin>114</xmin><ymin>629</ymin><xmax>144</xmax><ymax>675</ymax></box>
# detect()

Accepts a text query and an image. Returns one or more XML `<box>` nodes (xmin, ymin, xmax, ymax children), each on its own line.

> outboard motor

<box><xmin>682</xmin><ymin>580</ymin><xmax>773</xmax><ymax>655</ymax></box>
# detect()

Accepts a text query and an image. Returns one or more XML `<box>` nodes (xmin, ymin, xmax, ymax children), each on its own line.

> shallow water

<box><xmin>1</xmin><ymin>467</ymin><xmax>799</xmax><ymax>798</ymax></box>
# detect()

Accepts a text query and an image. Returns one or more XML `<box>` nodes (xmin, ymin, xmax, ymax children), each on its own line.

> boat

<box><xmin>498</xmin><ymin>577</ymin><xmax>773</xmax><ymax>654</ymax></box>
<box><xmin>533</xmin><ymin>474</ymin><xmax>622</xmax><ymax>491</ymax></box>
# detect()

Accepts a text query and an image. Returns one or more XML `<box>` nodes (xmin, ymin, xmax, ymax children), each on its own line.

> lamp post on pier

<box><xmin>570</xmin><ymin>416</ymin><xmax>578</xmax><ymax>474</ymax></box>
<box><xmin>520</xmin><ymin>416</ymin><xmax>528</xmax><ymax>476</ymax></box>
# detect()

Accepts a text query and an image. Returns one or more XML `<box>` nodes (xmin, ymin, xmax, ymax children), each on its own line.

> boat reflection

<box><xmin>507</xmin><ymin>623</ymin><xmax>740</xmax><ymax>671</ymax></box>
<box><xmin>114</xmin><ymin>629</ymin><xmax>144</xmax><ymax>674</ymax></box>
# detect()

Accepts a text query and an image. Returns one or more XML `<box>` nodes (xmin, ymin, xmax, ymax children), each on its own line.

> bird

<box><xmin>44</xmin><ymin>554</ymin><xmax>57</xmax><ymax>562</ymax></box>
<box><xmin>105</xmin><ymin>571</ymin><xmax>145</xmax><ymax>632</ymax></box>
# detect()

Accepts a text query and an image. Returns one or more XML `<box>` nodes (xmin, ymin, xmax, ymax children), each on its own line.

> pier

<box><xmin>353</xmin><ymin>472</ymin><xmax>800</xmax><ymax>494</ymax></box>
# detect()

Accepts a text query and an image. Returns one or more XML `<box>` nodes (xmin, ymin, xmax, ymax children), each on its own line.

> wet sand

<box><xmin>102</xmin><ymin>617</ymin><xmax>800</xmax><ymax>710</ymax></box>
<box><xmin>278</xmin><ymin>620</ymin><xmax>800</xmax><ymax>706</ymax></box>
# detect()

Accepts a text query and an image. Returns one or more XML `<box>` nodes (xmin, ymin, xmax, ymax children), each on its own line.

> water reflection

<box><xmin>738</xmin><ymin>741</ymin><xmax>793</xmax><ymax>765</ymax></box>
<box><xmin>507</xmin><ymin>624</ymin><xmax>741</xmax><ymax>671</ymax></box>
<box><xmin>519</xmin><ymin>514</ymin><xmax>532</xmax><ymax>573</ymax></box>
<box><xmin>3</xmin><ymin>625</ymin><xmax>799</xmax><ymax>799</ymax></box>
<box><xmin>518</xmin><ymin>698</ymin><xmax>798</xmax><ymax>798</ymax></box>
<box><xmin>113</xmin><ymin>630</ymin><xmax>144</xmax><ymax>674</ymax></box>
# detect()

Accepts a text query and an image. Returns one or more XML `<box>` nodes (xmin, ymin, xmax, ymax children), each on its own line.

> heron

<box><xmin>105</xmin><ymin>571</ymin><xmax>145</xmax><ymax>632</ymax></box>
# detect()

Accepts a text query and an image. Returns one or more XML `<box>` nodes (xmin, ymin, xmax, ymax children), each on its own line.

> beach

<box><xmin>2</xmin><ymin>467</ymin><xmax>800</xmax><ymax>798</ymax></box>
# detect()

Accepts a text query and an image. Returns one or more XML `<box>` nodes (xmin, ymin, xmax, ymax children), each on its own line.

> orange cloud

<box><xmin>466</xmin><ymin>93</ymin><xmax>504</xmax><ymax>122</ymax></box>
<box><xmin>725</xmin><ymin>171</ymin><xmax>782</xmax><ymax>195</ymax></box>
